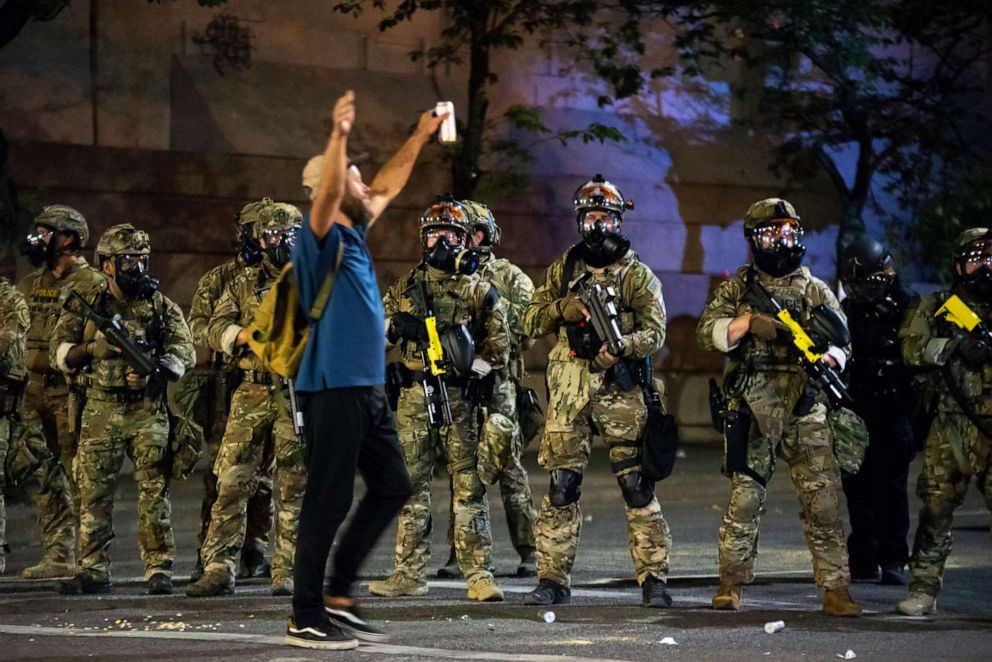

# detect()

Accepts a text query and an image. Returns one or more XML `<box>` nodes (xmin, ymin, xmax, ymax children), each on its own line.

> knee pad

<box><xmin>617</xmin><ymin>471</ymin><xmax>654</xmax><ymax>508</ymax></box>
<box><xmin>549</xmin><ymin>468</ymin><xmax>582</xmax><ymax>507</ymax></box>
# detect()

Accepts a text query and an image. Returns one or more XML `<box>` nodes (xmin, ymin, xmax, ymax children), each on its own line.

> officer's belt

<box><xmin>87</xmin><ymin>387</ymin><xmax>145</xmax><ymax>404</ymax></box>
<box><xmin>29</xmin><ymin>370</ymin><xmax>66</xmax><ymax>388</ymax></box>
<box><xmin>408</xmin><ymin>370</ymin><xmax>469</xmax><ymax>389</ymax></box>
<box><xmin>245</xmin><ymin>370</ymin><xmax>275</xmax><ymax>385</ymax></box>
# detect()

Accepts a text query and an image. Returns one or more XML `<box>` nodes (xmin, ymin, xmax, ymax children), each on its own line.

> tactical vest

<box><xmin>397</xmin><ymin>267</ymin><xmax>486</xmax><ymax>368</ymax></box>
<box><xmin>86</xmin><ymin>290</ymin><xmax>167</xmax><ymax>391</ymax></box>
<box><xmin>738</xmin><ymin>267</ymin><xmax>824</xmax><ymax>370</ymax></box>
<box><xmin>554</xmin><ymin>248</ymin><xmax>639</xmax><ymax>351</ymax></box>
<box><xmin>17</xmin><ymin>258</ymin><xmax>103</xmax><ymax>374</ymax></box>
<box><xmin>230</xmin><ymin>266</ymin><xmax>276</xmax><ymax>373</ymax></box>
<box><xmin>932</xmin><ymin>289</ymin><xmax>992</xmax><ymax>414</ymax></box>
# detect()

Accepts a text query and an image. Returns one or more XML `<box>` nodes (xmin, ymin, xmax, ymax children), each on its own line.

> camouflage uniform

<box><xmin>522</xmin><ymin>247</ymin><xmax>672</xmax><ymax>588</ymax></box>
<box><xmin>196</xmin><ymin>206</ymin><xmax>306</xmax><ymax>588</ymax></box>
<box><xmin>0</xmin><ymin>278</ymin><xmax>75</xmax><ymax>577</ymax></box>
<box><xmin>697</xmin><ymin>263</ymin><xmax>853</xmax><ymax>591</ymax></box>
<box><xmin>184</xmin><ymin>257</ymin><xmax>273</xmax><ymax>567</ymax></box>
<box><xmin>899</xmin><ymin>258</ymin><xmax>992</xmax><ymax>602</ymax></box>
<box><xmin>50</xmin><ymin>226</ymin><xmax>195</xmax><ymax>585</ymax></box>
<box><xmin>380</xmin><ymin>264</ymin><xmax>511</xmax><ymax>588</ymax></box>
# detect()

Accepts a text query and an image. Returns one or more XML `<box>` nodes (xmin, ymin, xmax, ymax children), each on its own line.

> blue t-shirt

<box><xmin>291</xmin><ymin>220</ymin><xmax>385</xmax><ymax>391</ymax></box>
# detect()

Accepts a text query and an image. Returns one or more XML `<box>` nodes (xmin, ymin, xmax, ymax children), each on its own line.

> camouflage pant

<box><xmin>175</xmin><ymin>369</ymin><xmax>273</xmax><ymax>555</ymax></box>
<box><xmin>76</xmin><ymin>395</ymin><xmax>173</xmax><ymax>581</ymax></box>
<box><xmin>201</xmin><ymin>381</ymin><xmax>305</xmax><ymax>580</ymax></box>
<box><xmin>719</xmin><ymin>401</ymin><xmax>850</xmax><ymax>589</ymax></box>
<box><xmin>445</xmin><ymin>377</ymin><xmax>536</xmax><ymax>559</ymax></box>
<box><xmin>909</xmin><ymin>411</ymin><xmax>992</xmax><ymax>596</ymax></box>
<box><xmin>392</xmin><ymin>385</ymin><xmax>494</xmax><ymax>583</ymax></box>
<box><xmin>0</xmin><ymin>415</ymin><xmax>75</xmax><ymax>565</ymax></box>
<box><xmin>536</xmin><ymin>382</ymin><xmax>671</xmax><ymax>587</ymax></box>
<box><xmin>21</xmin><ymin>373</ymin><xmax>79</xmax><ymax>521</ymax></box>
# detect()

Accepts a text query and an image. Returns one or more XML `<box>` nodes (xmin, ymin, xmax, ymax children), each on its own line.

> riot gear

<box><xmin>114</xmin><ymin>255</ymin><xmax>159</xmax><ymax>300</ymax></box>
<box><xmin>95</xmin><ymin>224</ymin><xmax>159</xmax><ymax>300</ymax></box>
<box><xmin>419</xmin><ymin>198</ymin><xmax>480</xmax><ymax>274</ymax></box>
<box><xmin>954</xmin><ymin>228</ymin><xmax>992</xmax><ymax>301</ymax></box>
<box><xmin>744</xmin><ymin>198</ymin><xmax>806</xmax><ymax>277</ymax></box>
<box><xmin>841</xmin><ymin>237</ymin><xmax>895</xmax><ymax>302</ymax></box>
<box><xmin>573</xmin><ymin>175</ymin><xmax>634</xmax><ymax>268</ymax></box>
<box><xmin>461</xmin><ymin>199</ymin><xmax>501</xmax><ymax>248</ymax></box>
<box><xmin>20</xmin><ymin>205</ymin><xmax>89</xmax><ymax>267</ymax></box>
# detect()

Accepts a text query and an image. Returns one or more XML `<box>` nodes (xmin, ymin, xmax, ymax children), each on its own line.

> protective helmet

<box><xmin>460</xmin><ymin>199</ymin><xmax>501</xmax><ymax>247</ymax></box>
<box><xmin>953</xmin><ymin>227</ymin><xmax>992</xmax><ymax>300</ymax></box>
<box><xmin>573</xmin><ymin>174</ymin><xmax>633</xmax><ymax>230</ymax></box>
<box><xmin>236</xmin><ymin>197</ymin><xmax>279</xmax><ymax>265</ymax></box>
<box><xmin>743</xmin><ymin>197</ymin><xmax>806</xmax><ymax>277</ymax></box>
<box><xmin>34</xmin><ymin>204</ymin><xmax>89</xmax><ymax>247</ymax></box>
<box><xmin>95</xmin><ymin>223</ymin><xmax>151</xmax><ymax>258</ymax></box>
<box><xmin>258</xmin><ymin>202</ymin><xmax>303</xmax><ymax>232</ymax></box>
<box><xmin>239</xmin><ymin>197</ymin><xmax>276</xmax><ymax>228</ymax></box>
<box><xmin>418</xmin><ymin>197</ymin><xmax>471</xmax><ymax>236</ymax></box>
<box><xmin>302</xmin><ymin>155</ymin><xmax>324</xmax><ymax>200</ymax></box>
<box><xmin>839</xmin><ymin>236</ymin><xmax>895</xmax><ymax>301</ymax></box>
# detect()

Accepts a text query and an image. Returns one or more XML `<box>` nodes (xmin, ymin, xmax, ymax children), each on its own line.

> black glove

<box><xmin>389</xmin><ymin>312</ymin><xmax>428</xmax><ymax>343</ymax></box>
<box><xmin>957</xmin><ymin>334</ymin><xmax>992</xmax><ymax>368</ymax></box>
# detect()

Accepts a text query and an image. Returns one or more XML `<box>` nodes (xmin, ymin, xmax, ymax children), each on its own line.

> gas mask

<box><xmin>580</xmin><ymin>214</ymin><xmax>629</xmax><ymax>268</ymax></box>
<box><xmin>260</xmin><ymin>227</ymin><xmax>298</xmax><ymax>273</ymax></box>
<box><xmin>423</xmin><ymin>229</ymin><xmax>480</xmax><ymax>274</ymax></box>
<box><xmin>20</xmin><ymin>227</ymin><xmax>57</xmax><ymax>267</ymax></box>
<box><xmin>748</xmin><ymin>219</ymin><xmax>806</xmax><ymax>277</ymax></box>
<box><xmin>114</xmin><ymin>254</ymin><xmax>159</xmax><ymax>300</ymax></box>
<box><xmin>956</xmin><ymin>240</ymin><xmax>992</xmax><ymax>301</ymax></box>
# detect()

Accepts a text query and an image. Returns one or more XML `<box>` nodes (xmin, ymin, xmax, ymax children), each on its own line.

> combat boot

<box><xmin>239</xmin><ymin>548</ymin><xmax>271</xmax><ymax>580</ymax></box>
<box><xmin>147</xmin><ymin>572</ymin><xmax>173</xmax><ymax>595</ymax></box>
<box><xmin>823</xmin><ymin>587</ymin><xmax>862</xmax><ymax>617</ymax></box>
<box><xmin>516</xmin><ymin>551</ymin><xmax>537</xmax><ymax>578</ymax></box>
<box><xmin>21</xmin><ymin>557</ymin><xmax>77</xmax><ymax>579</ymax></box>
<box><xmin>58</xmin><ymin>572</ymin><xmax>112</xmax><ymax>595</ymax></box>
<box><xmin>896</xmin><ymin>592</ymin><xmax>937</xmax><ymax>616</ymax></box>
<box><xmin>467</xmin><ymin>574</ymin><xmax>504</xmax><ymax>602</ymax></box>
<box><xmin>711</xmin><ymin>581</ymin><xmax>742</xmax><ymax>610</ymax></box>
<box><xmin>641</xmin><ymin>576</ymin><xmax>673</xmax><ymax>608</ymax></box>
<box><xmin>436</xmin><ymin>549</ymin><xmax>461</xmax><ymax>579</ymax></box>
<box><xmin>271</xmin><ymin>575</ymin><xmax>294</xmax><ymax>596</ymax></box>
<box><xmin>185</xmin><ymin>568</ymin><xmax>234</xmax><ymax>597</ymax></box>
<box><xmin>523</xmin><ymin>578</ymin><xmax>571</xmax><ymax>605</ymax></box>
<box><xmin>190</xmin><ymin>551</ymin><xmax>205</xmax><ymax>583</ymax></box>
<box><xmin>368</xmin><ymin>573</ymin><xmax>428</xmax><ymax>597</ymax></box>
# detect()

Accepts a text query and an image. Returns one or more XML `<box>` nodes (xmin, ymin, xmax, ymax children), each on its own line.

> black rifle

<box><xmin>67</xmin><ymin>291</ymin><xmax>177</xmax><ymax>403</ymax></box>
<box><xmin>742</xmin><ymin>279</ymin><xmax>854</xmax><ymax>409</ymax></box>
<box><xmin>407</xmin><ymin>279</ymin><xmax>453</xmax><ymax>428</ymax></box>
<box><xmin>571</xmin><ymin>274</ymin><xmax>636</xmax><ymax>391</ymax></box>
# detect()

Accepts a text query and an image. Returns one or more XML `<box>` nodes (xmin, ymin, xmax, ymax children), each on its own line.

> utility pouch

<box><xmin>516</xmin><ymin>385</ymin><xmax>545</xmax><ymax>446</ymax></box>
<box><xmin>723</xmin><ymin>404</ymin><xmax>766</xmax><ymax>486</ymax></box>
<box><xmin>640</xmin><ymin>387</ymin><xmax>679</xmax><ymax>482</ymax></box>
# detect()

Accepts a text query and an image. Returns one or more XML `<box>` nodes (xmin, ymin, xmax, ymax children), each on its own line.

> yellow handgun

<box><xmin>424</xmin><ymin>316</ymin><xmax>447</xmax><ymax>377</ymax></box>
<box><xmin>937</xmin><ymin>294</ymin><xmax>988</xmax><ymax>335</ymax></box>
<box><xmin>773</xmin><ymin>308</ymin><xmax>824</xmax><ymax>363</ymax></box>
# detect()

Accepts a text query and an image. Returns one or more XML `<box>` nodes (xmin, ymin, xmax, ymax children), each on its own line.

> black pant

<box><xmin>842</xmin><ymin>410</ymin><xmax>914</xmax><ymax>573</ymax></box>
<box><xmin>292</xmin><ymin>386</ymin><xmax>413</xmax><ymax>627</ymax></box>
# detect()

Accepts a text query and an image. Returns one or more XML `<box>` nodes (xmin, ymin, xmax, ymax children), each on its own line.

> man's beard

<box><xmin>341</xmin><ymin>191</ymin><xmax>373</xmax><ymax>227</ymax></box>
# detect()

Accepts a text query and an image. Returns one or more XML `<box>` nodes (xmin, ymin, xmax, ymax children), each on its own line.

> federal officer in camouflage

<box><xmin>51</xmin><ymin>224</ymin><xmax>194</xmax><ymax>595</ymax></box>
<box><xmin>521</xmin><ymin>175</ymin><xmax>673</xmax><ymax>608</ymax></box>
<box><xmin>434</xmin><ymin>200</ymin><xmax>538</xmax><ymax>580</ymax></box>
<box><xmin>187</xmin><ymin>200</ymin><xmax>306</xmax><ymax>598</ymax></box>
<box><xmin>696</xmin><ymin>198</ymin><xmax>860</xmax><ymax>616</ymax></box>
<box><xmin>896</xmin><ymin>227</ymin><xmax>992</xmax><ymax>616</ymax></box>
<box><xmin>1</xmin><ymin>277</ymin><xmax>75</xmax><ymax>579</ymax></box>
<box><xmin>16</xmin><ymin>205</ymin><xmax>103</xmax><ymax>578</ymax></box>
<box><xmin>183</xmin><ymin>201</ymin><xmax>276</xmax><ymax>583</ymax></box>
<box><xmin>370</xmin><ymin>198</ymin><xmax>509</xmax><ymax>602</ymax></box>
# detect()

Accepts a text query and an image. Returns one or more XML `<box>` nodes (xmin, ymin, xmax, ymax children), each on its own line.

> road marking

<box><xmin>0</xmin><ymin>624</ymin><xmax>630</xmax><ymax>661</ymax></box>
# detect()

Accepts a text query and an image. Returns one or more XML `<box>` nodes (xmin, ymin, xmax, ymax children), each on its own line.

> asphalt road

<box><xmin>2</xmin><ymin>444</ymin><xmax>990</xmax><ymax>660</ymax></box>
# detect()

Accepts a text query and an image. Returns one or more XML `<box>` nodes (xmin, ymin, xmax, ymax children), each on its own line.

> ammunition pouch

<box><xmin>723</xmin><ymin>403</ymin><xmax>766</xmax><ymax>487</ymax></box>
<box><xmin>516</xmin><ymin>386</ymin><xmax>545</xmax><ymax>446</ymax></box>
<box><xmin>827</xmin><ymin>406</ymin><xmax>870</xmax><ymax>476</ymax></box>
<box><xmin>564</xmin><ymin>321</ymin><xmax>601</xmax><ymax>360</ymax></box>
<box><xmin>465</xmin><ymin>372</ymin><xmax>496</xmax><ymax>405</ymax></box>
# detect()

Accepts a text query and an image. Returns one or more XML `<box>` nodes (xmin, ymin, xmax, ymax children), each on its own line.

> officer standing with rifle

<box><xmin>16</xmin><ymin>205</ymin><xmax>103</xmax><ymax>579</ymax></box>
<box><xmin>187</xmin><ymin>200</ymin><xmax>306</xmax><ymax>598</ymax></box>
<box><xmin>697</xmin><ymin>198</ymin><xmax>861</xmax><ymax>617</ymax></box>
<box><xmin>521</xmin><ymin>175</ymin><xmax>673</xmax><ymax>609</ymax></box>
<box><xmin>371</xmin><ymin>198</ymin><xmax>510</xmax><ymax>602</ymax></box>
<box><xmin>50</xmin><ymin>224</ymin><xmax>194</xmax><ymax>595</ymax></box>
<box><xmin>838</xmin><ymin>237</ymin><xmax>918</xmax><ymax>585</ymax></box>
<box><xmin>896</xmin><ymin>227</ymin><xmax>992</xmax><ymax>616</ymax></box>
<box><xmin>184</xmin><ymin>201</ymin><xmax>276</xmax><ymax>583</ymax></box>
<box><xmin>434</xmin><ymin>200</ymin><xmax>539</xmax><ymax>580</ymax></box>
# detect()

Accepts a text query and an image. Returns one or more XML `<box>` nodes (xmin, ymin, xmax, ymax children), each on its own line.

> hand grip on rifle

<box><xmin>67</xmin><ymin>290</ymin><xmax>159</xmax><ymax>378</ymax></box>
<box><xmin>573</xmin><ymin>279</ymin><xmax>627</xmax><ymax>358</ymax></box>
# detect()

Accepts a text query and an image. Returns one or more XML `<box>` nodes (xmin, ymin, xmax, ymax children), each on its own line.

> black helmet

<box><xmin>840</xmin><ymin>236</ymin><xmax>895</xmax><ymax>302</ymax></box>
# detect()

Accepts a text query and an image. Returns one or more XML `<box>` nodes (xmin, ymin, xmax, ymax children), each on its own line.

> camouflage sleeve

<box><xmin>0</xmin><ymin>281</ymin><xmax>29</xmax><ymax>372</ymax></box>
<box><xmin>476</xmin><ymin>283</ymin><xmax>510</xmax><ymax>368</ymax></box>
<box><xmin>382</xmin><ymin>277</ymin><xmax>405</xmax><ymax>347</ymax></box>
<box><xmin>696</xmin><ymin>277</ymin><xmax>743</xmax><ymax>353</ymax></box>
<box><xmin>161</xmin><ymin>294</ymin><xmax>196</xmax><ymax>373</ymax></box>
<box><xmin>621</xmin><ymin>263</ymin><xmax>666</xmax><ymax>359</ymax></box>
<box><xmin>188</xmin><ymin>266</ymin><xmax>224</xmax><ymax>349</ymax></box>
<box><xmin>521</xmin><ymin>257</ymin><xmax>565</xmax><ymax>339</ymax></box>
<box><xmin>49</xmin><ymin>282</ymin><xmax>103</xmax><ymax>372</ymax></box>
<box><xmin>900</xmin><ymin>293</ymin><xmax>954</xmax><ymax>366</ymax></box>
<box><xmin>206</xmin><ymin>279</ymin><xmax>243</xmax><ymax>356</ymax></box>
<box><xmin>499</xmin><ymin>262</ymin><xmax>535</xmax><ymax>346</ymax></box>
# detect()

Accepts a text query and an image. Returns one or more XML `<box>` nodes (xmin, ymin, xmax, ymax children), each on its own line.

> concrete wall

<box><xmin>0</xmin><ymin>1</ymin><xmax>849</xmax><ymax>442</ymax></box>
